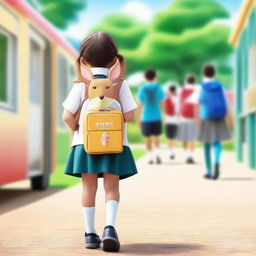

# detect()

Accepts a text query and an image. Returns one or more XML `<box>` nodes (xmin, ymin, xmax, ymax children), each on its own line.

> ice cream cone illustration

<box><xmin>101</xmin><ymin>132</ymin><xmax>109</xmax><ymax>146</ymax></box>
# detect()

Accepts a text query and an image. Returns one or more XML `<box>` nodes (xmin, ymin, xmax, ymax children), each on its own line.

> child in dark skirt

<box><xmin>164</xmin><ymin>85</ymin><xmax>179</xmax><ymax>159</ymax></box>
<box><xmin>62</xmin><ymin>32</ymin><xmax>138</xmax><ymax>252</ymax></box>
<box><xmin>137</xmin><ymin>69</ymin><xmax>165</xmax><ymax>164</ymax></box>
<box><xmin>197</xmin><ymin>64</ymin><xmax>232</xmax><ymax>179</ymax></box>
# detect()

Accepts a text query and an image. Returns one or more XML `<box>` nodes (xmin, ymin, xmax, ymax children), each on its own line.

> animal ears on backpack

<box><xmin>79</xmin><ymin>57</ymin><xmax>121</xmax><ymax>85</ymax></box>
<box><xmin>108</xmin><ymin>58</ymin><xmax>121</xmax><ymax>83</ymax></box>
<box><xmin>80</xmin><ymin>57</ymin><xmax>94</xmax><ymax>83</ymax></box>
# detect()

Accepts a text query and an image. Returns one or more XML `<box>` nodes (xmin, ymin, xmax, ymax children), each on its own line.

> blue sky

<box><xmin>62</xmin><ymin>0</ymin><xmax>243</xmax><ymax>41</ymax></box>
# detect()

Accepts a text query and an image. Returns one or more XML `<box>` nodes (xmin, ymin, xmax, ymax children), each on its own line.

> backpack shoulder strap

<box><xmin>74</xmin><ymin>81</ymin><xmax>89</xmax><ymax>123</ymax></box>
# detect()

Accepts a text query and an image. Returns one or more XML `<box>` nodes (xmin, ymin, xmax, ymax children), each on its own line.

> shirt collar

<box><xmin>203</xmin><ymin>77</ymin><xmax>214</xmax><ymax>82</ymax></box>
<box><xmin>91</xmin><ymin>67</ymin><xmax>109</xmax><ymax>76</ymax></box>
<box><xmin>184</xmin><ymin>84</ymin><xmax>196</xmax><ymax>89</ymax></box>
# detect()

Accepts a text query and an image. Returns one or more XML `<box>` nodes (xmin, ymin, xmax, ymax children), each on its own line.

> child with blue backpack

<box><xmin>197</xmin><ymin>64</ymin><xmax>231</xmax><ymax>179</ymax></box>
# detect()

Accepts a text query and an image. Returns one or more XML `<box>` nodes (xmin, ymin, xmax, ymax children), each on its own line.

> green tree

<box><xmin>126</xmin><ymin>0</ymin><xmax>233</xmax><ymax>87</ymax></box>
<box><xmin>91</xmin><ymin>14</ymin><xmax>148</xmax><ymax>51</ymax></box>
<box><xmin>91</xmin><ymin>0</ymin><xmax>234</xmax><ymax>88</ymax></box>
<box><xmin>26</xmin><ymin>0</ymin><xmax>86</xmax><ymax>29</ymax></box>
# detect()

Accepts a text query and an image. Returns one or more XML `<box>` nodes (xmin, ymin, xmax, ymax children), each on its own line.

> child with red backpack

<box><xmin>177</xmin><ymin>74</ymin><xmax>198</xmax><ymax>164</ymax></box>
<box><xmin>197</xmin><ymin>64</ymin><xmax>231</xmax><ymax>179</ymax></box>
<box><xmin>164</xmin><ymin>84</ymin><xmax>179</xmax><ymax>159</ymax></box>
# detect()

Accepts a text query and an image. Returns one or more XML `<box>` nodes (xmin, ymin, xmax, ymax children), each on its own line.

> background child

<box><xmin>177</xmin><ymin>74</ymin><xmax>198</xmax><ymax>164</ymax></box>
<box><xmin>198</xmin><ymin>64</ymin><xmax>231</xmax><ymax>179</ymax></box>
<box><xmin>137</xmin><ymin>69</ymin><xmax>165</xmax><ymax>164</ymax></box>
<box><xmin>62</xmin><ymin>31</ymin><xmax>138</xmax><ymax>252</ymax></box>
<box><xmin>164</xmin><ymin>84</ymin><xmax>179</xmax><ymax>160</ymax></box>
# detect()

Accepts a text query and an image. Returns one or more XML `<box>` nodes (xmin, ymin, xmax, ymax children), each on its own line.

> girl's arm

<box><xmin>62</xmin><ymin>109</ymin><xmax>78</xmax><ymax>131</ymax></box>
<box><xmin>124</xmin><ymin>109</ymin><xmax>135</xmax><ymax>123</ymax></box>
<box><xmin>136</xmin><ymin>102</ymin><xmax>142</xmax><ymax>126</ymax></box>
<box><xmin>226</xmin><ymin>107</ymin><xmax>233</xmax><ymax>130</ymax></box>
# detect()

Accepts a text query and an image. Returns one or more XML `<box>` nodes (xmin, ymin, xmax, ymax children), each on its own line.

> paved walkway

<box><xmin>1</xmin><ymin>148</ymin><xmax>256</xmax><ymax>256</ymax></box>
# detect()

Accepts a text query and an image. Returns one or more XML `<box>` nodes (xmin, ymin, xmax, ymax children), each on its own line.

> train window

<box><xmin>0</xmin><ymin>29</ymin><xmax>17</xmax><ymax>112</ymax></box>
<box><xmin>57</xmin><ymin>53</ymin><xmax>68</xmax><ymax>128</ymax></box>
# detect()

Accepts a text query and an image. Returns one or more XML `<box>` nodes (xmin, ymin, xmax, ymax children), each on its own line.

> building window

<box><xmin>0</xmin><ymin>28</ymin><xmax>17</xmax><ymax>112</ymax></box>
<box><xmin>68</xmin><ymin>64</ymin><xmax>75</xmax><ymax>90</ymax></box>
<box><xmin>57</xmin><ymin>53</ymin><xmax>68</xmax><ymax>128</ymax></box>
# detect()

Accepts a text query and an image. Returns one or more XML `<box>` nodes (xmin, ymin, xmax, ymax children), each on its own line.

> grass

<box><xmin>50</xmin><ymin>132</ymin><xmax>146</xmax><ymax>188</ymax></box>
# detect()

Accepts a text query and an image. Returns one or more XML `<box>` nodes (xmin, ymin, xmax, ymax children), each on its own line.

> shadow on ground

<box><xmin>220</xmin><ymin>177</ymin><xmax>256</xmax><ymax>181</ymax></box>
<box><xmin>121</xmin><ymin>243</ymin><xmax>204</xmax><ymax>255</ymax></box>
<box><xmin>162</xmin><ymin>162</ymin><xmax>203</xmax><ymax>166</ymax></box>
<box><xmin>0</xmin><ymin>188</ymin><xmax>63</xmax><ymax>215</ymax></box>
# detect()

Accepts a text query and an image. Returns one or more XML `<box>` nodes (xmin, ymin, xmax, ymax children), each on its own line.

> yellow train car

<box><xmin>0</xmin><ymin>0</ymin><xmax>77</xmax><ymax>189</ymax></box>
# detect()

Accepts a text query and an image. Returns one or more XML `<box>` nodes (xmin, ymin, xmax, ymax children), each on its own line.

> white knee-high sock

<box><xmin>82</xmin><ymin>206</ymin><xmax>97</xmax><ymax>234</ymax></box>
<box><xmin>106</xmin><ymin>200</ymin><xmax>119</xmax><ymax>227</ymax></box>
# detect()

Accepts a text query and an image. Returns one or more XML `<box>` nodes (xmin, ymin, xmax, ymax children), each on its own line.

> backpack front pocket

<box><xmin>84</xmin><ymin>130</ymin><xmax>123</xmax><ymax>154</ymax></box>
<box><xmin>83</xmin><ymin>110</ymin><xmax>124</xmax><ymax>154</ymax></box>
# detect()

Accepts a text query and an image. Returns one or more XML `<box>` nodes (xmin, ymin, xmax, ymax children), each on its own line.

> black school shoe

<box><xmin>212</xmin><ymin>163</ymin><xmax>220</xmax><ymax>180</ymax></box>
<box><xmin>102</xmin><ymin>225</ymin><xmax>120</xmax><ymax>252</ymax></box>
<box><xmin>156</xmin><ymin>156</ymin><xmax>162</xmax><ymax>164</ymax></box>
<box><xmin>186</xmin><ymin>157</ymin><xmax>195</xmax><ymax>164</ymax></box>
<box><xmin>85</xmin><ymin>233</ymin><xmax>101</xmax><ymax>249</ymax></box>
<box><xmin>204</xmin><ymin>174</ymin><xmax>212</xmax><ymax>179</ymax></box>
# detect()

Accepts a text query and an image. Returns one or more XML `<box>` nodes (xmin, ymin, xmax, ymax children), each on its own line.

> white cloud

<box><xmin>213</xmin><ymin>11</ymin><xmax>240</xmax><ymax>28</ymax></box>
<box><xmin>121</xmin><ymin>1</ymin><xmax>153</xmax><ymax>23</ymax></box>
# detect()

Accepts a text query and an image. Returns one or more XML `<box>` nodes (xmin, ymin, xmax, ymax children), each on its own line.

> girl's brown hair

<box><xmin>78</xmin><ymin>31</ymin><xmax>123</xmax><ymax>67</ymax></box>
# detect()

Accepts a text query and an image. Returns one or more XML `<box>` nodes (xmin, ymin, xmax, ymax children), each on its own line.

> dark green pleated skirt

<box><xmin>64</xmin><ymin>145</ymin><xmax>138</xmax><ymax>179</ymax></box>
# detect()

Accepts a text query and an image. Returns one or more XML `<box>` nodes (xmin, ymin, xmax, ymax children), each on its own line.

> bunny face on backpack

<box><xmin>78</xmin><ymin>58</ymin><xmax>124</xmax><ymax>154</ymax></box>
<box><xmin>80</xmin><ymin>57</ymin><xmax>121</xmax><ymax>110</ymax></box>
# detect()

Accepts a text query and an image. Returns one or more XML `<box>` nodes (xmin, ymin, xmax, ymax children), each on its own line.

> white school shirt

<box><xmin>165</xmin><ymin>95</ymin><xmax>180</xmax><ymax>124</ymax></box>
<box><xmin>179</xmin><ymin>84</ymin><xmax>199</xmax><ymax>123</ymax></box>
<box><xmin>62</xmin><ymin>67</ymin><xmax>137</xmax><ymax>147</ymax></box>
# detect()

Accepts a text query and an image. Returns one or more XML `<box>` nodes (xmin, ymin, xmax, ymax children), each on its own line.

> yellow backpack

<box><xmin>83</xmin><ymin>110</ymin><xmax>123</xmax><ymax>154</ymax></box>
<box><xmin>74</xmin><ymin>58</ymin><xmax>125</xmax><ymax>154</ymax></box>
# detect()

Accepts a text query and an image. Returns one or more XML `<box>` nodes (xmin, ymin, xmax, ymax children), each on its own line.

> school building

<box><xmin>230</xmin><ymin>0</ymin><xmax>256</xmax><ymax>170</ymax></box>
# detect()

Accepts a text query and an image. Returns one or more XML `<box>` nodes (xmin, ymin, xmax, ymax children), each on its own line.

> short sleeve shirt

<box><xmin>137</xmin><ymin>82</ymin><xmax>165</xmax><ymax>122</ymax></box>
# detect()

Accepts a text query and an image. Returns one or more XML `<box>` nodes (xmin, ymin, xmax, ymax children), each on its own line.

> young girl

<box><xmin>177</xmin><ymin>74</ymin><xmax>198</xmax><ymax>164</ymax></box>
<box><xmin>62</xmin><ymin>31</ymin><xmax>138</xmax><ymax>252</ymax></box>
<box><xmin>164</xmin><ymin>84</ymin><xmax>179</xmax><ymax>160</ymax></box>
<box><xmin>197</xmin><ymin>64</ymin><xmax>231</xmax><ymax>179</ymax></box>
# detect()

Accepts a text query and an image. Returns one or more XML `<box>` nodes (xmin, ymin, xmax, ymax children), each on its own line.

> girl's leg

<box><xmin>203</xmin><ymin>143</ymin><xmax>212</xmax><ymax>177</ymax></box>
<box><xmin>188</xmin><ymin>141</ymin><xmax>195</xmax><ymax>162</ymax></box>
<box><xmin>183</xmin><ymin>141</ymin><xmax>188</xmax><ymax>161</ymax></box>
<box><xmin>213</xmin><ymin>141</ymin><xmax>222</xmax><ymax>164</ymax></box>
<box><xmin>103</xmin><ymin>172</ymin><xmax>120</xmax><ymax>227</ymax></box>
<box><xmin>81</xmin><ymin>173</ymin><xmax>98</xmax><ymax>234</ymax></box>
<box><xmin>212</xmin><ymin>141</ymin><xmax>222</xmax><ymax>179</ymax></box>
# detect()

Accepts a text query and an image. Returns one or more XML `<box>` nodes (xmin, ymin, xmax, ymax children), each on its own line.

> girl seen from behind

<box><xmin>198</xmin><ymin>64</ymin><xmax>232</xmax><ymax>179</ymax></box>
<box><xmin>62</xmin><ymin>31</ymin><xmax>138</xmax><ymax>252</ymax></box>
